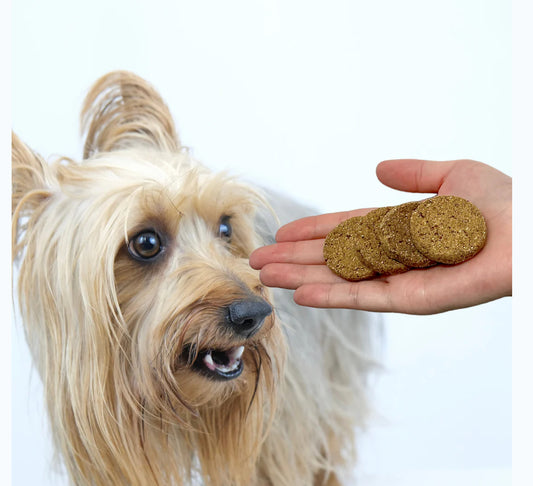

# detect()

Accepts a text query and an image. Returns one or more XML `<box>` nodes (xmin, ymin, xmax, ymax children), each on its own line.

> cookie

<box><xmin>353</xmin><ymin>208</ymin><xmax>409</xmax><ymax>275</ymax></box>
<box><xmin>377</xmin><ymin>202</ymin><xmax>435</xmax><ymax>268</ymax></box>
<box><xmin>323</xmin><ymin>195</ymin><xmax>487</xmax><ymax>282</ymax></box>
<box><xmin>323</xmin><ymin>217</ymin><xmax>375</xmax><ymax>281</ymax></box>
<box><xmin>410</xmin><ymin>195</ymin><xmax>487</xmax><ymax>264</ymax></box>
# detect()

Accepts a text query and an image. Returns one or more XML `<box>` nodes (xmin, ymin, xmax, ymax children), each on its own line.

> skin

<box><xmin>249</xmin><ymin>159</ymin><xmax>512</xmax><ymax>315</ymax></box>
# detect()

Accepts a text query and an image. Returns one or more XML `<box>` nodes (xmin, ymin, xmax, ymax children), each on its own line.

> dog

<box><xmin>12</xmin><ymin>71</ymin><xmax>379</xmax><ymax>486</ymax></box>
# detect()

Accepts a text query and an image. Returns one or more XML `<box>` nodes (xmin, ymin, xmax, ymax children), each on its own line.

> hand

<box><xmin>250</xmin><ymin>159</ymin><xmax>512</xmax><ymax>314</ymax></box>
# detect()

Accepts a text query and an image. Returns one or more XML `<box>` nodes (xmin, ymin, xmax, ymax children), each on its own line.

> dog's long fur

<box><xmin>12</xmin><ymin>71</ymin><xmax>379</xmax><ymax>486</ymax></box>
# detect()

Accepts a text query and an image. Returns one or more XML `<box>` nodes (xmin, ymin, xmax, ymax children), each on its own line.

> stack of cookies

<box><xmin>323</xmin><ymin>195</ymin><xmax>487</xmax><ymax>281</ymax></box>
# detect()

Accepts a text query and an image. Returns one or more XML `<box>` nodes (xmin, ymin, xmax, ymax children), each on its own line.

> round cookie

<box><xmin>323</xmin><ymin>217</ymin><xmax>375</xmax><ymax>281</ymax></box>
<box><xmin>377</xmin><ymin>202</ymin><xmax>435</xmax><ymax>268</ymax></box>
<box><xmin>353</xmin><ymin>207</ymin><xmax>409</xmax><ymax>275</ymax></box>
<box><xmin>410</xmin><ymin>195</ymin><xmax>487</xmax><ymax>264</ymax></box>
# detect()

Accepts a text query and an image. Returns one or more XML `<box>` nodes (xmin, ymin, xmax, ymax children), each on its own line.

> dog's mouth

<box><xmin>188</xmin><ymin>345</ymin><xmax>245</xmax><ymax>381</ymax></box>
<box><xmin>178</xmin><ymin>297</ymin><xmax>272</xmax><ymax>381</ymax></box>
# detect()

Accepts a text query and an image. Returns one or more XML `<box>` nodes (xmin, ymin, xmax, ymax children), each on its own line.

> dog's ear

<box><xmin>12</xmin><ymin>133</ymin><xmax>50</xmax><ymax>216</ymax></box>
<box><xmin>12</xmin><ymin>133</ymin><xmax>52</xmax><ymax>257</ymax></box>
<box><xmin>80</xmin><ymin>70</ymin><xmax>181</xmax><ymax>158</ymax></box>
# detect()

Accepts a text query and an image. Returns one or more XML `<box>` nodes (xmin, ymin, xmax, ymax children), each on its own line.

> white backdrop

<box><xmin>12</xmin><ymin>1</ymin><xmax>512</xmax><ymax>485</ymax></box>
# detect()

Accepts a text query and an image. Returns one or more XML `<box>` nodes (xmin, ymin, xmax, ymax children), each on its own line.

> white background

<box><xmin>10</xmin><ymin>1</ymin><xmax>517</xmax><ymax>485</ymax></box>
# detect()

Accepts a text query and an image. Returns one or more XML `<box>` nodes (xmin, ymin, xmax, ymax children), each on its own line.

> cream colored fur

<box><xmin>12</xmin><ymin>71</ymin><xmax>379</xmax><ymax>486</ymax></box>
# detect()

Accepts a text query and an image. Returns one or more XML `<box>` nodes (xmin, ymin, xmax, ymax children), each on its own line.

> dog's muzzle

<box><xmin>190</xmin><ymin>297</ymin><xmax>273</xmax><ymax>381</ymax></box>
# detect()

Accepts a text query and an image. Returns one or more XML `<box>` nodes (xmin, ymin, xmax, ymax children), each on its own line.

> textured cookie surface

<box><xmin>377</xmin><ymin>202</ymin><xmax>435</xmax><ymax>268</ymax></box>
<box><xmin>353</xmin><ymin>208</ymin><xmax>409</xmax><ymax>275</ymax></box>
<box><xmin>323</xmin><ymin>196</ymin><xmax>487</xmax><ymax>282</ymax></box>
<box><xmin>323</xmin><ymin>217</ymin><xmax>375</xmax><ymax>281</ymax></box>
<box><xmin>410</xmin><ymin>196</ymin><xmax>487</xmax><ymax>264</ymax></box>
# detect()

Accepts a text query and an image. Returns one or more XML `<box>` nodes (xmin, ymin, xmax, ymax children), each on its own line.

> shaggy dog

<box><xmin>12</xmin><ymin>71</ymin><xmax>378</xmax><ymax>486</ymax></box>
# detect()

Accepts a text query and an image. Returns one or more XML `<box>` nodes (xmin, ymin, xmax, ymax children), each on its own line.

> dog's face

<box><xmin>104</xmin><ymin>150</ymin><xmax>280</xmax><ymax>409</ymax></box>
<box><xmin>14</xmin><ymin>145</ymin><xmax>283</xmax><ymax>413</ymax></box>
<box><xmin>12</xmin><ymin>72</ymin><xmax>285</xmax><ymax>485</ymax></box>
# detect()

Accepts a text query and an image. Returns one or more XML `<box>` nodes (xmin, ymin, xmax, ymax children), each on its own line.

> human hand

<box><xmin>250</xmin><ymin>159</ymin><xmax>512</xmax><ymax>314</ymax></box>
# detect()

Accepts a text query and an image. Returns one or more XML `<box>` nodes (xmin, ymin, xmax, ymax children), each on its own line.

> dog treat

<box><xmin>323</xmin><ymin>196</ymin><xmax>487</xmax><ymax>281</ymax></box>
<box><xmin>377</xmin><ymin>202</ymin><xmax>435</xmax><ymax>268</ymax></box>
<box><xmin>352</xmin><ymin>207</ymin><xmax>409</xmax><ymax>275</ymax></box>
<box><xmin>323</xmin><ymin>218</ymin><xmax>376</xmax><ymax>281</ymax></box>
<box><xmin>410</xmin><ymin>195</ymin><xmax>487</xmax><ymax>264</ymax></box>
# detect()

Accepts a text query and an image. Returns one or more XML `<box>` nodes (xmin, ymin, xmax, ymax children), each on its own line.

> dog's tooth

<box><xmin>231</xmin><ymin>346</ymin><xmax>245</xmax><ymax>361</ymax></box>
<box><xmin>203</xmin><ymin>351</ymin><xmax>216</xmax><ymax>371</ymax></box>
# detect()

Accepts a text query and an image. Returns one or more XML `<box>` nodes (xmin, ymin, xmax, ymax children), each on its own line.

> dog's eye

<box><xmin>128</xmin><ymin>231</ymin><xmax>162</xmax><ymax>260</ymax></box>
<box><xmin>218</xmin><ymin>216</ymin><xmax>232</xmax><ymax>240</ymax></box>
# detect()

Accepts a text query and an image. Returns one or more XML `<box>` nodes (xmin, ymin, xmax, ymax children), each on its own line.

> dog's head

<box><xmin>12</xmin><ymin>71</ymin><xmax>285</xmax><ymax>485</ymax></box>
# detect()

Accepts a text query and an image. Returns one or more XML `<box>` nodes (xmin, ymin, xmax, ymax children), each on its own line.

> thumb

<box><xmin>376</xmin><ymin>159</ymin><xmax>459</xmax><ymax>194</ymax></box>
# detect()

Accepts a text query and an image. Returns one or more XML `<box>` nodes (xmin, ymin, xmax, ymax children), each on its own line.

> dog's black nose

<box><xmin>226</xmin><ymin>298</ymin><xmax>272</xmax><ymax>337</ymax></box>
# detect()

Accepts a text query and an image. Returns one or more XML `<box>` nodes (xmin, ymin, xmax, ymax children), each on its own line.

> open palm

<box><xmin>250</xmin><ymin>159</ymin><xmax>512</xmax><ymax>314</ymax></box>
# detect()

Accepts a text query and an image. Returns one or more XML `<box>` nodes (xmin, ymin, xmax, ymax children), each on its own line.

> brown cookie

<box><xmin>323</xmin><ymin>217</ymin><xmax>375</xmax><ymax>281</ymax></box>
<box><xmin>410</xmin><ymin>195</ymin><xmax>487</xmax><ymax>264</ymax></box>
<box><xmin>353</xmin><ymin>208</ymin><xmax>409</xmax><ymax>275</ymax></box>
<box><xmin>377</xmin><ymin>202</ymin><xmax>435</xmax><ymax>268</ymax></box>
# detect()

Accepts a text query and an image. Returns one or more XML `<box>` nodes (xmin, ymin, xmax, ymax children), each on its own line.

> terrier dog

<box><xmin>12</xmin><ymin>71</ymin><xmax>378</xmax><ymax>486</ymax></box>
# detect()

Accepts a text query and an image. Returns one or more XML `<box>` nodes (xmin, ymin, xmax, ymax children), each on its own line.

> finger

<box><xmin>249</xmin><ymin>239</ymin><xmax>326</xmax><ymax>270</ymax></box>
<box><xmin>292</xmin><ymin>279</ymin><xmax>435</xmax><ymax>314</ymax></box>
<box><xmin>259</xmin><ymin>263</ymin><xmax>345</xmax><ymax>289</ymax></box>
<box><xmin>275</xmin><ymin>208</ymin><xmax>372</xmax><ymax>242</ymax></box>
<box><xmin>292</xmin><ymin>281</ymin><xmax>394</xmax><ymax>311</ymax></box>
<box><xmin>292</xmin><ymin>259</ymin><xmax>493</xmax><ymax>314</ymax></box>
<box><xmin>376</xmin><ymin>159</ymin><xmax>459</xmax><ymax>194</ymax></box>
